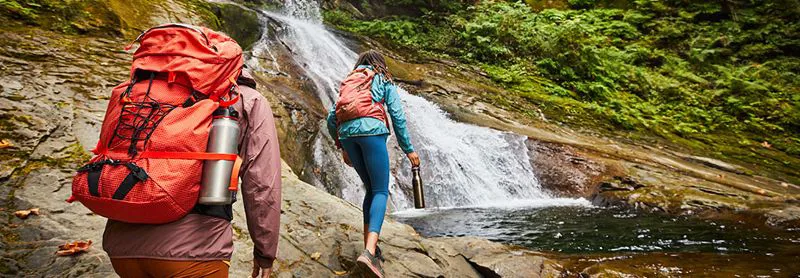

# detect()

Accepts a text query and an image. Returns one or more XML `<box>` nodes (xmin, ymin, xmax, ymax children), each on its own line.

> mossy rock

<box><xmin>207</xmin><ymin>3</ymin><xmax>262</xmax><ymax>50</ymax></box>
<box><xmin>0</xmin><ymin>0</ymin><xmax>122</xmax><ymax>35</ymax></box>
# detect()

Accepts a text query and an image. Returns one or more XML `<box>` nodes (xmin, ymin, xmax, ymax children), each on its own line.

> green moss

<box><xmin>1</xmin><ymin>0</ymin><xmax>122</xmax><ymax>35</ymax></box>
<box><xmin>0</xmin><ymin>114</ymin><xmax>34</xmax><ymax>133</ymax></box>
<box><xmin>105</xmin><ymin>0</ymin><xmax>163</xmax><ymax>37</ymax></box>
<box><xmin>63</xmin><ymin>141</ymin><xmax>92</xmax><ymax>165</ymax></box>
<box><xmin>205</xmin><ymin>2</ymin><xmax>262</xmax><ymax>50</ymax></box>
<box><xmin>0</xmin><ymin>0</ymin><xmax>36</xmax><ymax>20</ymax></box>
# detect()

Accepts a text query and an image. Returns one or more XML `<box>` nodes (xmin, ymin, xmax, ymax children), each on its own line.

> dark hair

<box><xmin>354</xmin><ymin>50</ymin><xmax>392</xmax><ymax>81</ymax></box>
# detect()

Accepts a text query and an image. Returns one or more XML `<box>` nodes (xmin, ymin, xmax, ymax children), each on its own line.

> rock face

<box><xmin>0</xmin><ymin>26</ymin><xmax>130</xmax><ymax>277</ymax></box>
<box><xmin>525</xmin><ymin>140</ymin><xmax>615</xmax><ymax>197</ymax></box>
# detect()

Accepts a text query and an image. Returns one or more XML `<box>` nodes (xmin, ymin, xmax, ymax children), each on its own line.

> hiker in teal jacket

<box><xmin>326</xmin><ymin>66</ymin><xmax>415</xmax><ymax>154</ymax></box>
<box><xmin>326</xmin><ymin>50</ymin><xmax>420</xmax><ymax>278</ymax></box>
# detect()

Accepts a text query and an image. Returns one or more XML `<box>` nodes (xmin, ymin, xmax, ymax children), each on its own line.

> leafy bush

<box><xmin>568</xmin><ymin>0</ymin><xmax>596</xmax><ymax>9</ymax></box>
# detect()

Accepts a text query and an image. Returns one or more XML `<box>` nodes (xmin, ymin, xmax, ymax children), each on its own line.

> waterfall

<box><xmin>398</xmin><ymin>92</ymin><xmax>548</xmax><ymax>206</ymax></box>
<box><xmin>259</xmin><ymin>8</ymin><xmax>356</xmax><ymax>109</ymax></box>
<box><xmin>259</xmin><ymin>0</ymin><xmax>585</xmax><ymax>210</ymax></box>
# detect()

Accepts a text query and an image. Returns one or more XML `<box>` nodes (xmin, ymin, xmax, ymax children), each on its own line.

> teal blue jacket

<box><xmin>326</xmin><ymin>66</ymin><xmax>415</xmax><ymax>154</ymax></box>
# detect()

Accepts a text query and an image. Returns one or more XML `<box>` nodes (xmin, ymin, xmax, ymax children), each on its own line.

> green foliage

<box><xmin>568</xmin><ymin>0</ymin><xmax>597</xmax><ymax>9</ymax></box>
<box><xmin>328</xmin><ymin>0</ymin><xmax>800</xmax><ymax>158</ymax></box>
<box><xmin>0</xmin><ymin>0</ymin><xmax>36</xmax><ymax>20</ymax></box>
<box><xmin>386</xmin><ymin>0</ymin><xmax>467</xmax><ymax>13</ymax></box>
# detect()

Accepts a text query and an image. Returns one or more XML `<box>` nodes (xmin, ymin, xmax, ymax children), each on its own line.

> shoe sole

<box><xmin>356</xmin><ymin>256</ymin><xmax>383</xmax><ymax>278</ymax></box>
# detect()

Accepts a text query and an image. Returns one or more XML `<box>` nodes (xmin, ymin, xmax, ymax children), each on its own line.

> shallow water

<box><xmin>394</xmin><ymin>205</ymin><xmax>800</xmax><ymax>254</ymax></box>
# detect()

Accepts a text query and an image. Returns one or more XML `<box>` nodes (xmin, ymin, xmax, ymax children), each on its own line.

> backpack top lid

<box><xmin>128</xmin><ymin>23</ymin><xmax>244</xmax><ymax>101</ymax></box>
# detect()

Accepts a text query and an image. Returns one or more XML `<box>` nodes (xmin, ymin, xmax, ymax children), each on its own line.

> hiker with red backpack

<box><xmin>326</xmin><ymin>50</ymin><xmax>421</xmax><ymax>278</ymax></box>
<box><xmin>69</xmin><ymin>24</ymin><xmax>281</xmax><ymax>277</ymax></box>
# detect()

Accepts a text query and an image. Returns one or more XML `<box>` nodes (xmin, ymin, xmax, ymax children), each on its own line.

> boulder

<box><xmin>526</xmin><ymin>140</ymin><xmax>615</xmax><ymax>197</ymax></box>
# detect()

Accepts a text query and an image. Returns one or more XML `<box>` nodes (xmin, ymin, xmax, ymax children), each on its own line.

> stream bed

<box><xmin>395</xmin><ymin>205</ymin><xmax>798</xmax><ymax>254</ymax></box>
<box><xmin>395</xmin><ymin>205</ymin><xmax>800</xmax><ymax>275</ymax></box>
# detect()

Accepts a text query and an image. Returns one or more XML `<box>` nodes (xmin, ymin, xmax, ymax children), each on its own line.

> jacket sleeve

<box><xmin>239</xmin><ymin>90</ymin><xmax>282</xmax><ymax>269</ymax></box>
<box><xmin>326</xmin><ymin>104</ymin><xmax>341</xmax><ymax>148</ymax></box>
<box><xmin>381</xmin><ymin>79</ymin><xmax>415</xmax><ymax>154</ymax></box>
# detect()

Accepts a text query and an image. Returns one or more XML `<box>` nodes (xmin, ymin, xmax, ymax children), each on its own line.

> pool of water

<box><xmin>393</xmin><ymin>205</ymin><xmax>800</xmax><ymax>254</ymax></box>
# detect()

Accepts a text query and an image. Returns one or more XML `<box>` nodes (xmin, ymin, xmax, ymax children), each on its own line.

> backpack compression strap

<box><xmin>139</xmin><ymin>151</ymin><xmax>243</xmax><ymax>191</ymax></box>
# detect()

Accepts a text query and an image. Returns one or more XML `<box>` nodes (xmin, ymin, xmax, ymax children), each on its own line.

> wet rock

<box><xmin>436</xmin><ymin>237</ymin><xmax>562</xmax><ymax>278</ymax></box>
<box><xmin>597</xmin><ymin>177</ymin><xmax>646</xmax><ymax>193</ymax></box>
<box><xmin>419</xmin><ymin>238</ymin><xmax>482</xmax><ymax>277</ymax></box>
<box><xmin>526</xmin><ymin>140</ymin><xmax>613</xmax><ymax>197</ymax></box>
<box><xmin>679</xmin><ymin>155</ymin><xmax>748</xmax><ymax>175</ymax></box>
<box><xmin>567</xmin><ymin>252</ymin><xmax>800</xmax><ymax>277</ymax></box>
<box><xmin>210</xmin><ymin>3</ymin><xmax>263</xmax><ymax>50</ymax></box>
<box><xmin>764</xmin><ymin>206</ymin><xmax>800</xmax><ymax>228</ymax></box>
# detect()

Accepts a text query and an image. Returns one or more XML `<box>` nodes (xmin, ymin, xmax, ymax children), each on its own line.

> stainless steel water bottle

<box><xmin>412</xmin><ymin>166</ymin><xmax>425</xmax><ymax>209</ymax></box>
<box><xmin>199</xmin><ymin>106</ymin><xmax>240</xmax><ymax>205</ymax></box>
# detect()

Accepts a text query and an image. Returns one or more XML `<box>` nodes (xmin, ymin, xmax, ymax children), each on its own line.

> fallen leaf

<box><xmin>757</xmin><ymin>189</ymin><xmax>767</xmax><ymax>195</ymax></box>
<box><xmin>56</xmin><ymin>240</ymin><xmax>92</xmax><ymax>256</ymax></box>
<box><xmin>14</xmin><ymin>208</ymin><xmax>40</xmax><ymax>219</ymax></box>
<box><xmin>333</xmin><ymin>270</ymin><xmax>348</xmax><ymax>276</ymax></box>
<box><xmin>310</xmin><ymin>252</ymin><xmax>321</xmax><ymax>260</ymax></box>
<box><xmin>761</xmin><ymin>141</ymin><xmax>772</xmax><ymax>148</ymax></box>
<box><xmin>0</xmin><ymin>139</ymin><xmax>11</xmax><ymax>149</ymax></box>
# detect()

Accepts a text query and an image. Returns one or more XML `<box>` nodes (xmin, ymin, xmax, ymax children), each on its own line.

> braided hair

<box><xmin>354</xmin><ymin>50</ymin><xmax>393</xmax><ymax>82</ymax></box>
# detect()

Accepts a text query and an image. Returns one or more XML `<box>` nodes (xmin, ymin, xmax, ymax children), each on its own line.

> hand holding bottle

<box><xmin>407</xmin><ymin>151</ymin><xmax>420</xmax><ymax>167</ymax></box>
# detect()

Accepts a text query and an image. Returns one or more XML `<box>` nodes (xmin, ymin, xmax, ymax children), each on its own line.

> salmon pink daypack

<box><xmin>68</xmin><ymin>24</ymin><xmax>244</xmax><ymax>224</ymax></box>
<box><xmin>335</xmin><ymin>68</ymin><xmax>389</xmax><ymax>128</ymax></box>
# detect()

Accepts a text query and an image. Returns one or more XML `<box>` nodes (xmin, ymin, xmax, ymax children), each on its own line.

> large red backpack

<box><xmin>68</xmin><ymin>24</ymin><xmax>244</xmax><ymax>224</ymax></box>
<box><xmin>335</xmin><ymin>68</ymin><xmax>389</xmax><ymax>127</ymax></box>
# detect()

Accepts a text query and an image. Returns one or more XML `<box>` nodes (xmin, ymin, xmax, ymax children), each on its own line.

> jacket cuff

<box><xmin>254</xmin><ymin>253</ymin><xmax>274</xmax><ymax>269</ymax></box>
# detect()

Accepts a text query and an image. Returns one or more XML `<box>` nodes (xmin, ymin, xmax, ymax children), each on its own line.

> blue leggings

<box><xmin>341</xmin><ymin>134</ymin><xmax>390</xmax><ymax>234</ymax></box>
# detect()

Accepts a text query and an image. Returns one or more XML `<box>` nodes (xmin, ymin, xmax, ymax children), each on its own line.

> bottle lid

<box><xmin>213</xmin><ymin>106</ymin><xmax>239</xmax><ymax>119</ymax></box>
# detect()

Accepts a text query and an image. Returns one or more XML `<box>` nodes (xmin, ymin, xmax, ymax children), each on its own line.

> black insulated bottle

<box><xmin>412</xmin><ymin>166</ymin><xmax>425</xmax><ymax>209</ymax></box>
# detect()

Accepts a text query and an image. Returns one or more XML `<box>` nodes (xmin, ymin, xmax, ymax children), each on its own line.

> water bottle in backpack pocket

<box><xmin>199</xmin><ymin>106</ymin><xmax>241</xmax><ymax>205</ymax></box>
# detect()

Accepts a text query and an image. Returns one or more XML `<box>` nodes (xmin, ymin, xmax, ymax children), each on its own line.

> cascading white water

<box><xmin>260</xmin><ymin>8</ymin><xmax>356</xmax><ymax>109</ymax></box>
<box><xmin>261</xmin><ymin>0</ymin><xmax>587</xmax><ymax>210</ymax></box>
<box><xmin>397</xmin><ymin>91</ymin><xmax>548</xmax><ymax>206</ymax></box>
<box><xmin>283</xmin><ymin>0</ymin><xmax>322</xmax><ymax>22</ymax></box>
